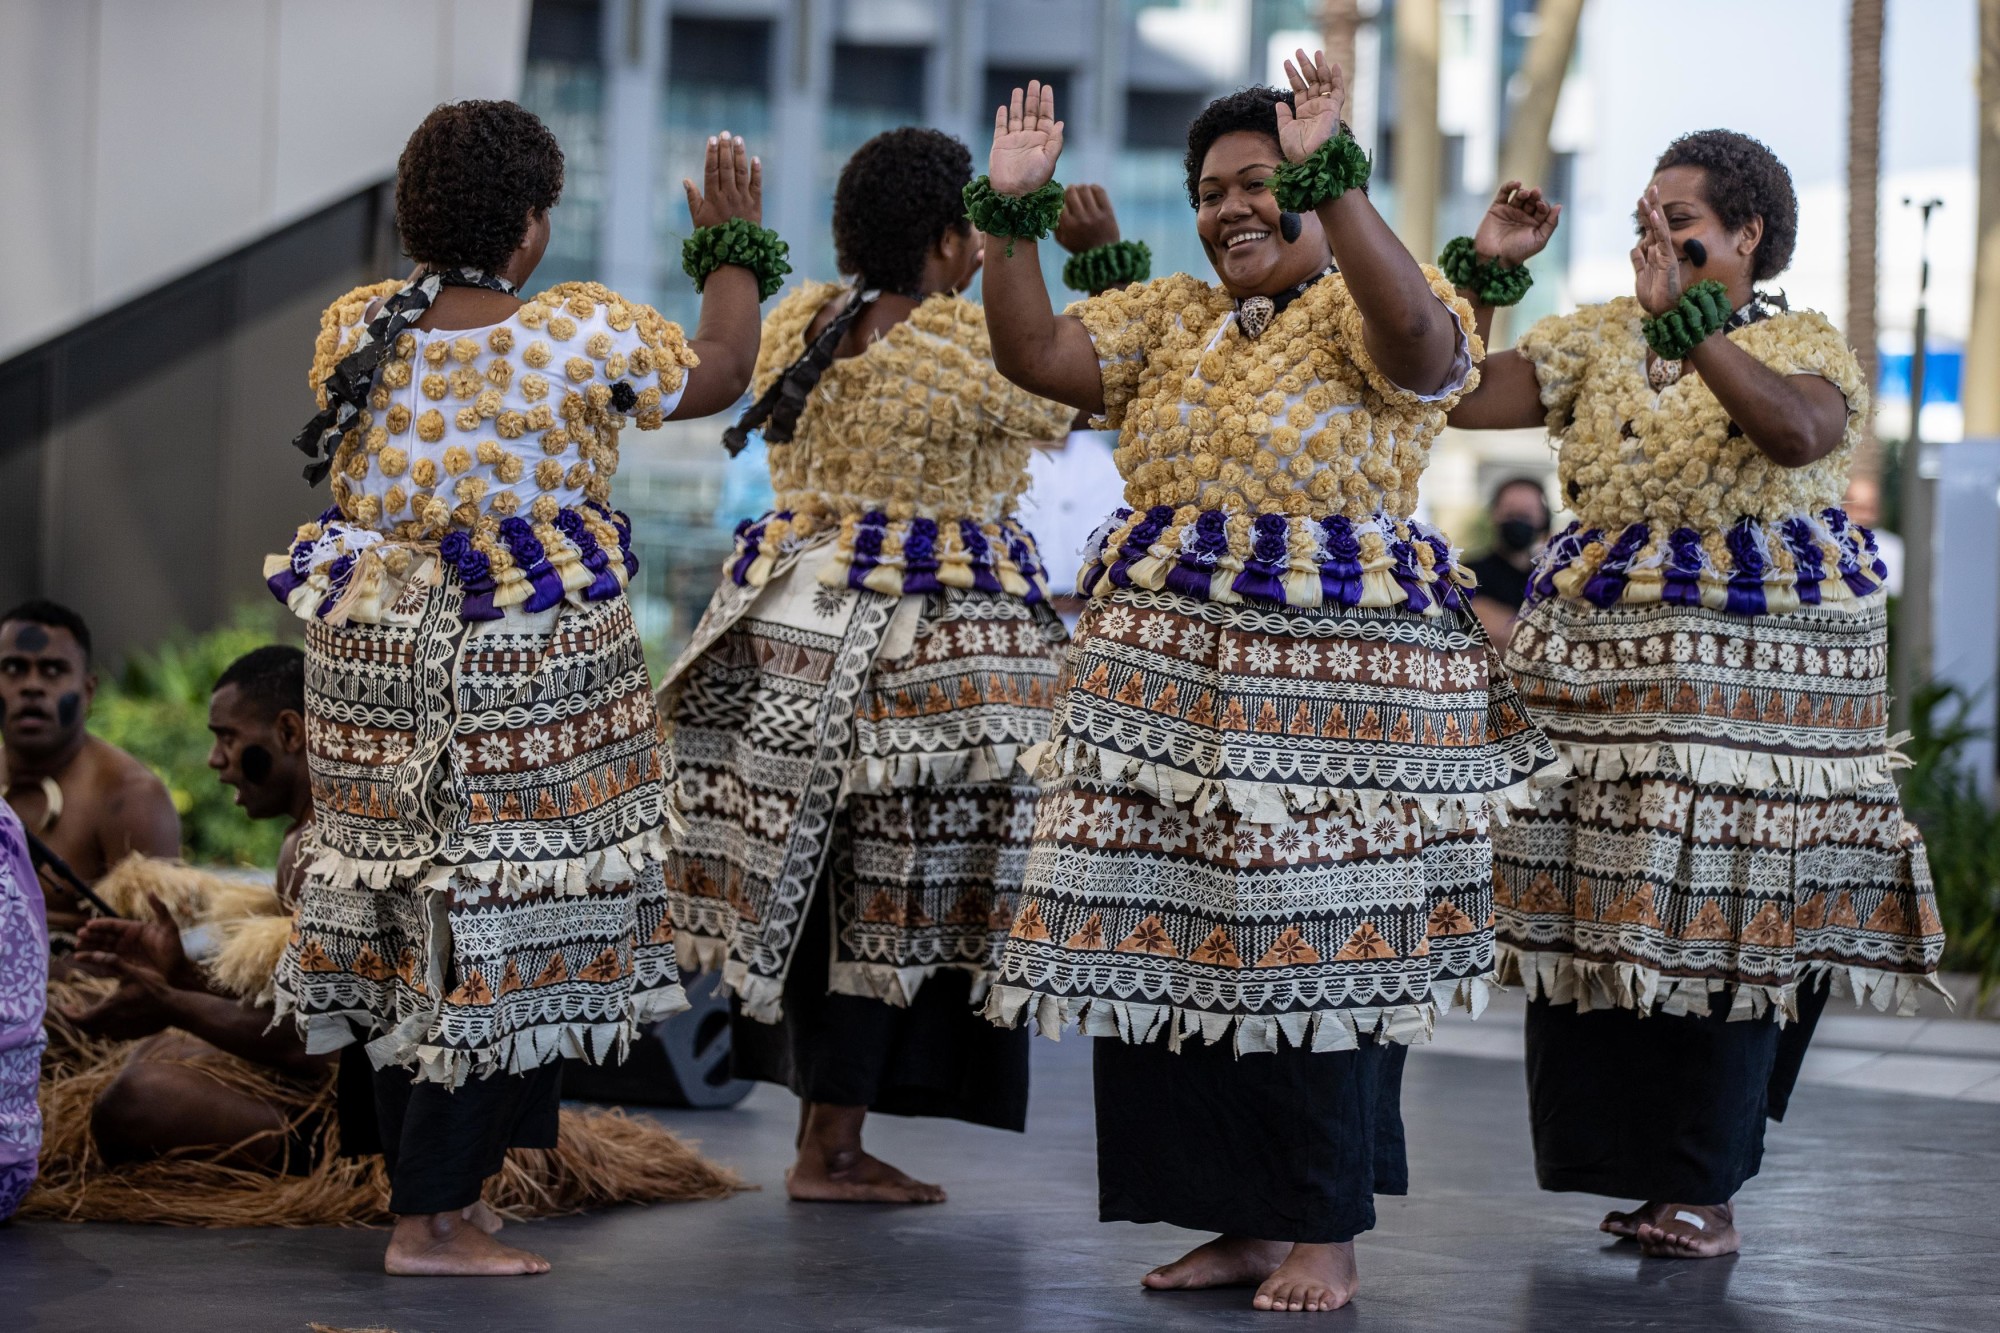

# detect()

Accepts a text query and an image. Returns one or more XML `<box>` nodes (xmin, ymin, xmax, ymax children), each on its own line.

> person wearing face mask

<box><xmin>1466</xmin><ymin>476</ymin><xmax>1553</xmax><ymax>651</ymax></box>
<box><xmin>1446</xmin><ymin>131</ymin><xmax>1944</xmax><ymax>1260</ymax></box>
<box><xmin>659</xmin><ymin>127</ymin><xmax>1083</xmax><ymax>1208</ymax></box>
<box><xmin>973</xmin><ymin>57</ymin><xmax>1562</xmax><ymax>1313</ymax></box>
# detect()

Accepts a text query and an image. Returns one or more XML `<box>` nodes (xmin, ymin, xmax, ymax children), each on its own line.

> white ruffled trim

<box><xmin>1024</xmin><ymin>735</ymin><xmax>1567</xmax><ymax>828</ymax></box>
<box><xmin>301</xmin><ymin>823</ymin><xmax>673</xmax><ymax>898</ymax></box>
<box><xmin>846</xmin><ymin>741</ymin><xmax>1032</xmax><ymax>794</ymax></box>
<box><xmin>981</xmin><ymin>974</ymin><xmax>1493</xmax><ymax>1055</ymax></box>
<box><xmin>1549</xmin><ymin>736</ymin><xmax>1902</xmax><ymax>799</ymax></box>
<box><xmin>1497</xmin><ymin>945</ymin><xmax>1951</xmax><ymax>1023</ymax></box>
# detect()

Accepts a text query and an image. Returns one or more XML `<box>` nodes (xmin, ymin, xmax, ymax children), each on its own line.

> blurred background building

<box><xmin>0</xmin><ymin>0</ymin><xmax>1984</xmax><ymax>668</ymax></box>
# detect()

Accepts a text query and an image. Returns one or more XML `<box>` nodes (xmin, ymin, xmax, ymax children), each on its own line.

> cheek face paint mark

<box><xmin>240</xmin><ymin>744</ymin><xmax>274</xmax><ymax>785</ymax></box>
<box><xmin>13</xmin><ymin>625</ymin><xmax>48</xmax><ymax>653</ymax></box>
<box><xmin>1278</xmin><ymin>211</ymin><xmax>1303</xmax><ymax>244</ymax></box>
<box><xmin>56</xmin><ymin>692</ymin><xmax>81</xmax><ymax>728</ymax></box>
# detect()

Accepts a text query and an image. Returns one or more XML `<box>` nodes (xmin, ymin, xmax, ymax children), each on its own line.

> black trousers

<box><xmin>1093</xmin><ymin>1031</ymin><xmax>1409</xmax><ymax>1244</ymax></box>
<box><xmin>363</xmin><ymin>1059</ymin><xmax>563</xmax><ymax>1214</ymax></box>
<box><xmin>1524</xmin><ymin>976</ymin><xmax>1831</xmax><ymax>1204</ymax></box>
<box><xmin>729</xmin><ymin>874</ymin><xmax>1031</xmax><ymax>1132</ymax></box>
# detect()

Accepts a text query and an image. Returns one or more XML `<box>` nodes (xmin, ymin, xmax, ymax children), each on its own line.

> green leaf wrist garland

<box><xmin>1437</xmin><ymin>235</ymin><xmax>1534</xmax><ymax>307</ymax></box>
<box><xmin>1270</xmin><ymin>134</ymin><xmax>1372</xmax><ymax>213</ymax></box>
<box><xmin>1063</xmin><ymin>240</ymin><xmax>1152</xmax><ymax>294</ymax></box>
<box><xmin>962</xmin><ymin>176</ymin><xmax>1066</xmax><ymax>257</ymax></box>
<box><xmin>683</xmin><ymin>219</ymin><xmax>793</xmax><ymax>301</ymax></box>
<box><xmin>1641</xmin><ymin>279</ymin><xmax>1732</xmax><ymax>361</ymax></box>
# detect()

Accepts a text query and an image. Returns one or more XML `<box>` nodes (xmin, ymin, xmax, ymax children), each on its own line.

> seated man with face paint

<box><xmin>0</xmin><ymin>600</ymin><xmax>182</xmax><ymax>949</ymax></box>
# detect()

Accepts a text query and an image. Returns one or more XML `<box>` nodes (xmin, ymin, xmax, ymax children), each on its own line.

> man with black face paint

<box><xmin>0</xmin><ymin>601</ymin><xmax>180</xmax><ymax>945</ymax></box>
<box><xmin>1467</xmin><ymin>476</ymin><xmax>1552</xmax><ymax>652</ymax></box>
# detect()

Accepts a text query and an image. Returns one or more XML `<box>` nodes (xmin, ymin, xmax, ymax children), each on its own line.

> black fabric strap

<box><xmin>721</xmin><ymin>286</ymin><xmax>878</xmax><ymax>457</ymax></box>
<box><xmin>291</xmin><ymin>267</ymin><xmax>518</xmax><ymax>486</ymax></box>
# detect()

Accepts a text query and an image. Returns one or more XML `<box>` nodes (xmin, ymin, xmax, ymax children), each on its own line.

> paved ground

<box><xmin>9</xmin><ymin>1004</ymin><xmax>1999</xmax><ymax>1333</ymax></box>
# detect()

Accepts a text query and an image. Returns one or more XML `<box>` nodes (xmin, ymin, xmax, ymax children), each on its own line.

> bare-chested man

<box><xmin>0</xmin><ymin>601</ymin><xmax>181</xmax><ymax>943</ymax></box>
<box><xmin>62</xmin><ymin>646</ymin><xmax>325</xmax><ymax>1167</ymax></box>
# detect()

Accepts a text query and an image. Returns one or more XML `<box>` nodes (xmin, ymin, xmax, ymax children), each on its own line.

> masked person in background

<box><xmin>1466</xmin><ymin>477</ymin><xmax>1553</xmax><ymax>652</ymax></box>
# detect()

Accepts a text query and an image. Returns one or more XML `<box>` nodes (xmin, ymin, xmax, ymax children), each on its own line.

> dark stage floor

<box><xmin>5</xmin><ymin>1031</ymin><xmax>1996</xmax><ymax>1332</ymax></box>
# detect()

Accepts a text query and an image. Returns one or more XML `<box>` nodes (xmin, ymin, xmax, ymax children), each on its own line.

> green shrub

<box><xmin>88</xmin><ymin>610</ymin><xmax>294</xmax><ymax>869</ymax></box>
<box><xmin>1897</xmin><ymin>681</ymin><xmax>2000</xmax><ymax>996</ymax></box>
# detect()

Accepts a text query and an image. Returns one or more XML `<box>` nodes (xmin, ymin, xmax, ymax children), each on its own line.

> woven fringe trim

<box><xmin>721</xmin><ymin>959</ymin><xmax>786</xmax><ymax>1025</ymax></box>
<box><xmin>281</xmin><ymin>981</ymin><xmax>689</xmax><ymax>1088</ymax></box>
<box><xmin>301</xmin><ymin>822</ymin><xmax>673</xmax><ymax>897</ymax></box>
<box><xmin>981</xmin><ymin>974</ymin><xmax>1493</xmax><ymax>1054</ymax></box>
<box><xmin>1496</xmin><ymin>945</ymin><xmax>1952</xmax><ymax>1023</ymax></box>
<box><xmin>827</xmin><ymin>959</ymin><xmax>995</xmax><ymax>1008</ymax></box>
<box><xmin>846</xmin><ymin>741</ymin><xmax>1030</xmax><ymax>794</ymax></box>
<box><xmin>1025</xmin><ymin>735</ymin><xmax>1567</xmax><ymax>827</ymax></box>
<box><xmin>673</xmin><ymin>930</ymin><xmax>730</xmax><ymax>977</ymax></box>
<box><xmin>1550</xmin><ymin>737</ymin><xmax>1898</xmax><ymax>798</ymax></box>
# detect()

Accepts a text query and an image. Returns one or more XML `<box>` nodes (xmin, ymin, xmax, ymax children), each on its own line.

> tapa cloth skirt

<box><xmin>274</xmin><ymin>578</ymin><xmax>685</xmax><ymax>1087</ymax></box>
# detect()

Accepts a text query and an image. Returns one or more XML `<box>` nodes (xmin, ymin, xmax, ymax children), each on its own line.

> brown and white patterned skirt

<box><xmin>274</xmin><ymin>577</ymin><xmax>684</xmax><ymax>1086</ymax></box>
<box><xmin>985</xmin><ymin>585</ymin><xmax>1563</xmax><ymax>1052</ymax></box>
<box><xmin>1495</xmin><ymin>593</ymin><xmax>1944</xmax><ymax>1019</ymax></box>
<box><xmin>660</xmin><ymin>542</ymin><xmax>1065</xmax><ymax>1021</ymax></box>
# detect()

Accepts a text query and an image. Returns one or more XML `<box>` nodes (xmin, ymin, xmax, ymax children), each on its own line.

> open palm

<box><xmin>1275</xmin><ymin>48</ymin><xmax>1346</xmax><ymax>164</ymax></box>
<box><xmin>1473</xmin><ymin>181</ymin><xmax>1561</xmax><ymax>267</ymax></box>
<box><xmin>989</xmin><ymin>81</ymin><xmax>1065</xmax><ymax>196</ymax></box>
<box><xmin>1631</xmin><ymin>185</ymin><xmax>1682</xmax><ymax>315</ymax></box>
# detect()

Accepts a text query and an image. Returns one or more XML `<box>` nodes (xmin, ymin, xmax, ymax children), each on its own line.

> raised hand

<box><xmin>1275</xmin><ymin>48</ymin><xmax>1347</xmax><ymax>164</ymax></box>
<box><xmin>74</xmin><ymin>892</ymin><xmax>200</xmax><ymax>990</ymax></box>
<box><xmin>1631</xmin><ymin>184</ymin><xmax>1683</xmax><ymax>315</ymax></box>
<box><xmin>1473</xmin><ymin>181</ymin><xmax>1561</xmax><ymax>267</ymax></box>
<box><xmin>685</xmin><ymin>131</ymin><xmax>762</xmax><ymax>228</ymax></box>
<box><xmin>1054</xmin><ymin>184</ymin><xmax>1121</xmax><ymax>254</ymax></box>
<box><xmin>989</xmin><ymin>81</ymin><xmax>1065</xmax><ymax>197</ymax></box>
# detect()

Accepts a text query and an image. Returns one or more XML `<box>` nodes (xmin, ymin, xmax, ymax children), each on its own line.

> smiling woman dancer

<box><xmin>265</xmin><ymin>101</ymin><xmax>783</xmax><ymax>1275</ymax></box>
<box><xmin>658</xmin><ymin>127</ymin><xmax>1088</xmax><ymax>1205</ymax></box>
<box><xmin>975</xmin><ymin>58</ymin><xmax>1560</xmax><ymax>1312</ymax></box>
<box><xmin>1445</xmin><ymin>131</ymin><xmax>1945</xmax><ymax>1258</ymax></box>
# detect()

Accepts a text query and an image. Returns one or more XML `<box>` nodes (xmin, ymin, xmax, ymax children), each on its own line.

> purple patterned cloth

<box><xmin>0</xmin><ymin>803</ymin><xmax>45</xmax><ymax>1220</ymax></box>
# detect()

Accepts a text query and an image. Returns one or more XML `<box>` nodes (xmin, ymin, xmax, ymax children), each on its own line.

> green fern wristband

<box><xmin>683</xmin><ymin>219</ymin><xmax>793</xmax><ymax>301</ymax></box>
<box><xmin>1437</xmin><ymin>236</ymin><xmax>1534</xmax><ymax>307</ymax></box>
<box><xmin>1641</xmin><ymin>279</ymin><xmax>1731</xmax><ymax>360</ymax></box>
<box><xmin>1063</xmin><ymin>240</ymin><xmax>1151</xmax><ymax>294</ymax></box>
<box><xmin>963</xmin><ymin>176</ymin><xmax>1066</xmax><ymax>257</ymax></box>
<box><xmin>1270</xmin><ymin>134</ymin><xmax>1372</xmax><ymax>213</ymax></box>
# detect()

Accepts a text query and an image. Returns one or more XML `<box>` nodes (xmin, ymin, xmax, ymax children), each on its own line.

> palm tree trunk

<box><xmin>1319</xmin><ymin>0</ymin><xmax>1361</xmax><ymax>88</ymax></box>
<box><xmin>1393</xmin><ymin>0</ymin><xmax>1441</xmax><ymax>260</ymax></box>
<box><xmin>1847</xmin><ymin>0</ymin><xmax>1884</xmax><ymax>482</ymax></box>
<box><xmin>1489</xmin><ymin>0</ymin><xmax>1588</xmax><ymax>345</ymax></box>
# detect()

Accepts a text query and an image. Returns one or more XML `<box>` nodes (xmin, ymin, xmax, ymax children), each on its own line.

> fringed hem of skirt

<box><xmin>1546</xmin><ymin>737</ymin><xmax>1903</xmax><ymax>798</ymax></box>
<box><xmin>300</xmin><ymin>822</ymin><xmax>675</xmax><ymax>897</ymax></box>
<box><xmin>844</xmin><ymin>741</ymin><xmax>1035</xmax><ymax>794</ymax></box>
<box><xmin>980</xmin><ymin>974</ymin><xmax>1495</xmax><ymax>1054</ymax></box>
<box><xmin>1023</xmin><ymin>735</ymin><xmax>1568</xmax><ymax>827</ymax></box>
<box><xmin>826</xmin><ymin>960</ymin><xmax>996</xmax><ymax>1008</ymax></box>
<box><xmin>281</xmin><ymin>981</ymin><xmax>690</xmax><ymax>1087</ymax></box>
<box><xmin>1496</xmin><ymin>944</ymin><xmax>1951</xmax><ymax>1022</ymax></box>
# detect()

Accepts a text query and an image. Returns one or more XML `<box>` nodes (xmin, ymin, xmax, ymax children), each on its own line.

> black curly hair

<box><xmin>395</xmin><ymin>100</ymin><xmax>565</xmax><ymax>274</ymax></box>
<box><xmin>1185</xmin><ymin>87</ymin><xmax>1293</xmax><ymax>207</ymax></box>
<box><xmin>1652</xmin><ymin>129</ymin><xmax>1797</xmax><ymax>282</ymax></box>
<box><xmin>833</xmin><ymin>127</ymin><xmax>973</xmax><ymax>295</ymax></box>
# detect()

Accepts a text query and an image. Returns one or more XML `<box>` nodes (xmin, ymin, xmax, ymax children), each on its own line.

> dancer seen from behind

<box><xmin>975</xmin><ymin>59</ymin><xmax>1560</xmax><ymax>1311</ymax></box>
<box><xmin>1446</xmin><ymin>131</ymin><xmax>1944</xmax><ymax>1258</ymax></box>
<box><xmin>267</xmin><ymin>101</ymin><xmax>786</xmax><ymax>1274</ymax></box>
<box><xmin>660</xmin><ymin>128</ymin><xmax>1132</xmax><ymax>1203</ymax></box>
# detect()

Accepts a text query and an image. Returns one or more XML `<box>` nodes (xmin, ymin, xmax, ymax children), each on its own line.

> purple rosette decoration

<box><xmin>1005</xmin><ymin>526</ymin><xmax>1045</xmax><ymax>603</ymax></box>
<box><xmin>846</xmin><ymin>510</ymin><xmax>890</xmax><ymax>590</ymax></box>
<box><xmin>902</xmin><ymin>517</ymin><xmax>943</xmax><ymax>594</ymax></box>
<box><xmin>1581</xmin><ymin>522</ymin><xmax>1650</xmax><ymax>609</ymax></box>
<box><xmin>1661</xmin><ymin>526</ymin><xmax>1706</xmax><ymax>607</ymax></box>
<box><xmin>557</xmin><ymin>508</ymin><xmax>621</xmax><ymax>600</ymax></box>
<box><xmin>1109</xmin><ymin>504</ymin><xmax>1174</xmax><ymax>591</ymax></box>
<box><xmin>1317</xmin><ymin>515</ymin><xmax>1364</xmax><ymax>607</ymax></box>
<box><xmin>1421</xmin><ymin>532</ymin><xmax>1464</xmax><ymax>611</ymax></box>
<box><xmin>500</xmin><ymin>516</ymin><xmax>567</xmax><ymax>613</ymax></box>
<box><xmin>728</xmin><ymin>516</ymin><xmax>766</xmax><ymax>586</ymax></box>
<box><xmin>441</xmin><ymin>529</ymin><xmax>504</xmax><ymax>621</ymax></box>
<box><xmin>958</xmin><ymin>519</ymin><xmax>1004</xmax><ymax>594</ymax></box>
<box><xmin>1231</xmin><ymin>512</ymin><xmax>1292</xmax><ymax>604</ymax></box>
<box><xmin>1723</xmin><ymin>518</ymin><xmax>1768</xmax><ymax>616</ymax></box>
<box><xmin>314</xmin><ymin>553</ymin><xmax>357</xmax><ymax>620</ymax></box>
<box><xmin>1078</xmin><ymin>506</ymin><xmax>1133</xmax><ymax>597</ymax></box>
<box><xmin>1529</xmin><ymin>522</ymin><xmax>1589</xmax><ymax>602</ymax></box>
<box><xmin>1385</xmin><ymin>535</ymin><xmax>1431</xmax><ymax>614</ymax></box>
<box><xmin>1167</xmin><ymin>507</ymin><xmax>1228</xmax><ymax>601</ymax></box>
<box><xmin>1781</xmin><ymin>516</ymin><xmax>1826</xmax><ymax>605</ymax></box>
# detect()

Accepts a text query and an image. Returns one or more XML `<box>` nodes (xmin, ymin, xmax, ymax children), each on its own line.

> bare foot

<box><xmin>1636</xmin><ymin>1203</ymin><xmax>1739</xmax><ymax>1259</ymax></box>
<box><xmin>384</xmin><ymin>1212</ymin><xmax>550</xmax><ymax>1275</ymax></box>
<box><xmin>786</xmin><ymin>1145</ymin><xmax>947</xmax><ymax>1204</ymax></box>
<box><xmin>1141</xmin><ymin>1235</ymin><xmax>1288</xmax><ymax>1291</ymax></box>
<box><xmin>1252</xmin><ymin>1242</ymin><xmax>1359</xmax><ymax>1313</ymax></box>
<box><xmin>1601</xmin><ymin>1200</ymin><xmax>1664</xmax><ymax>1240</ymax></box>
<box><xmin>462</xmin><ymin>1199</ymin><xmax>505</xmax><ymax>1235</ymax></box>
